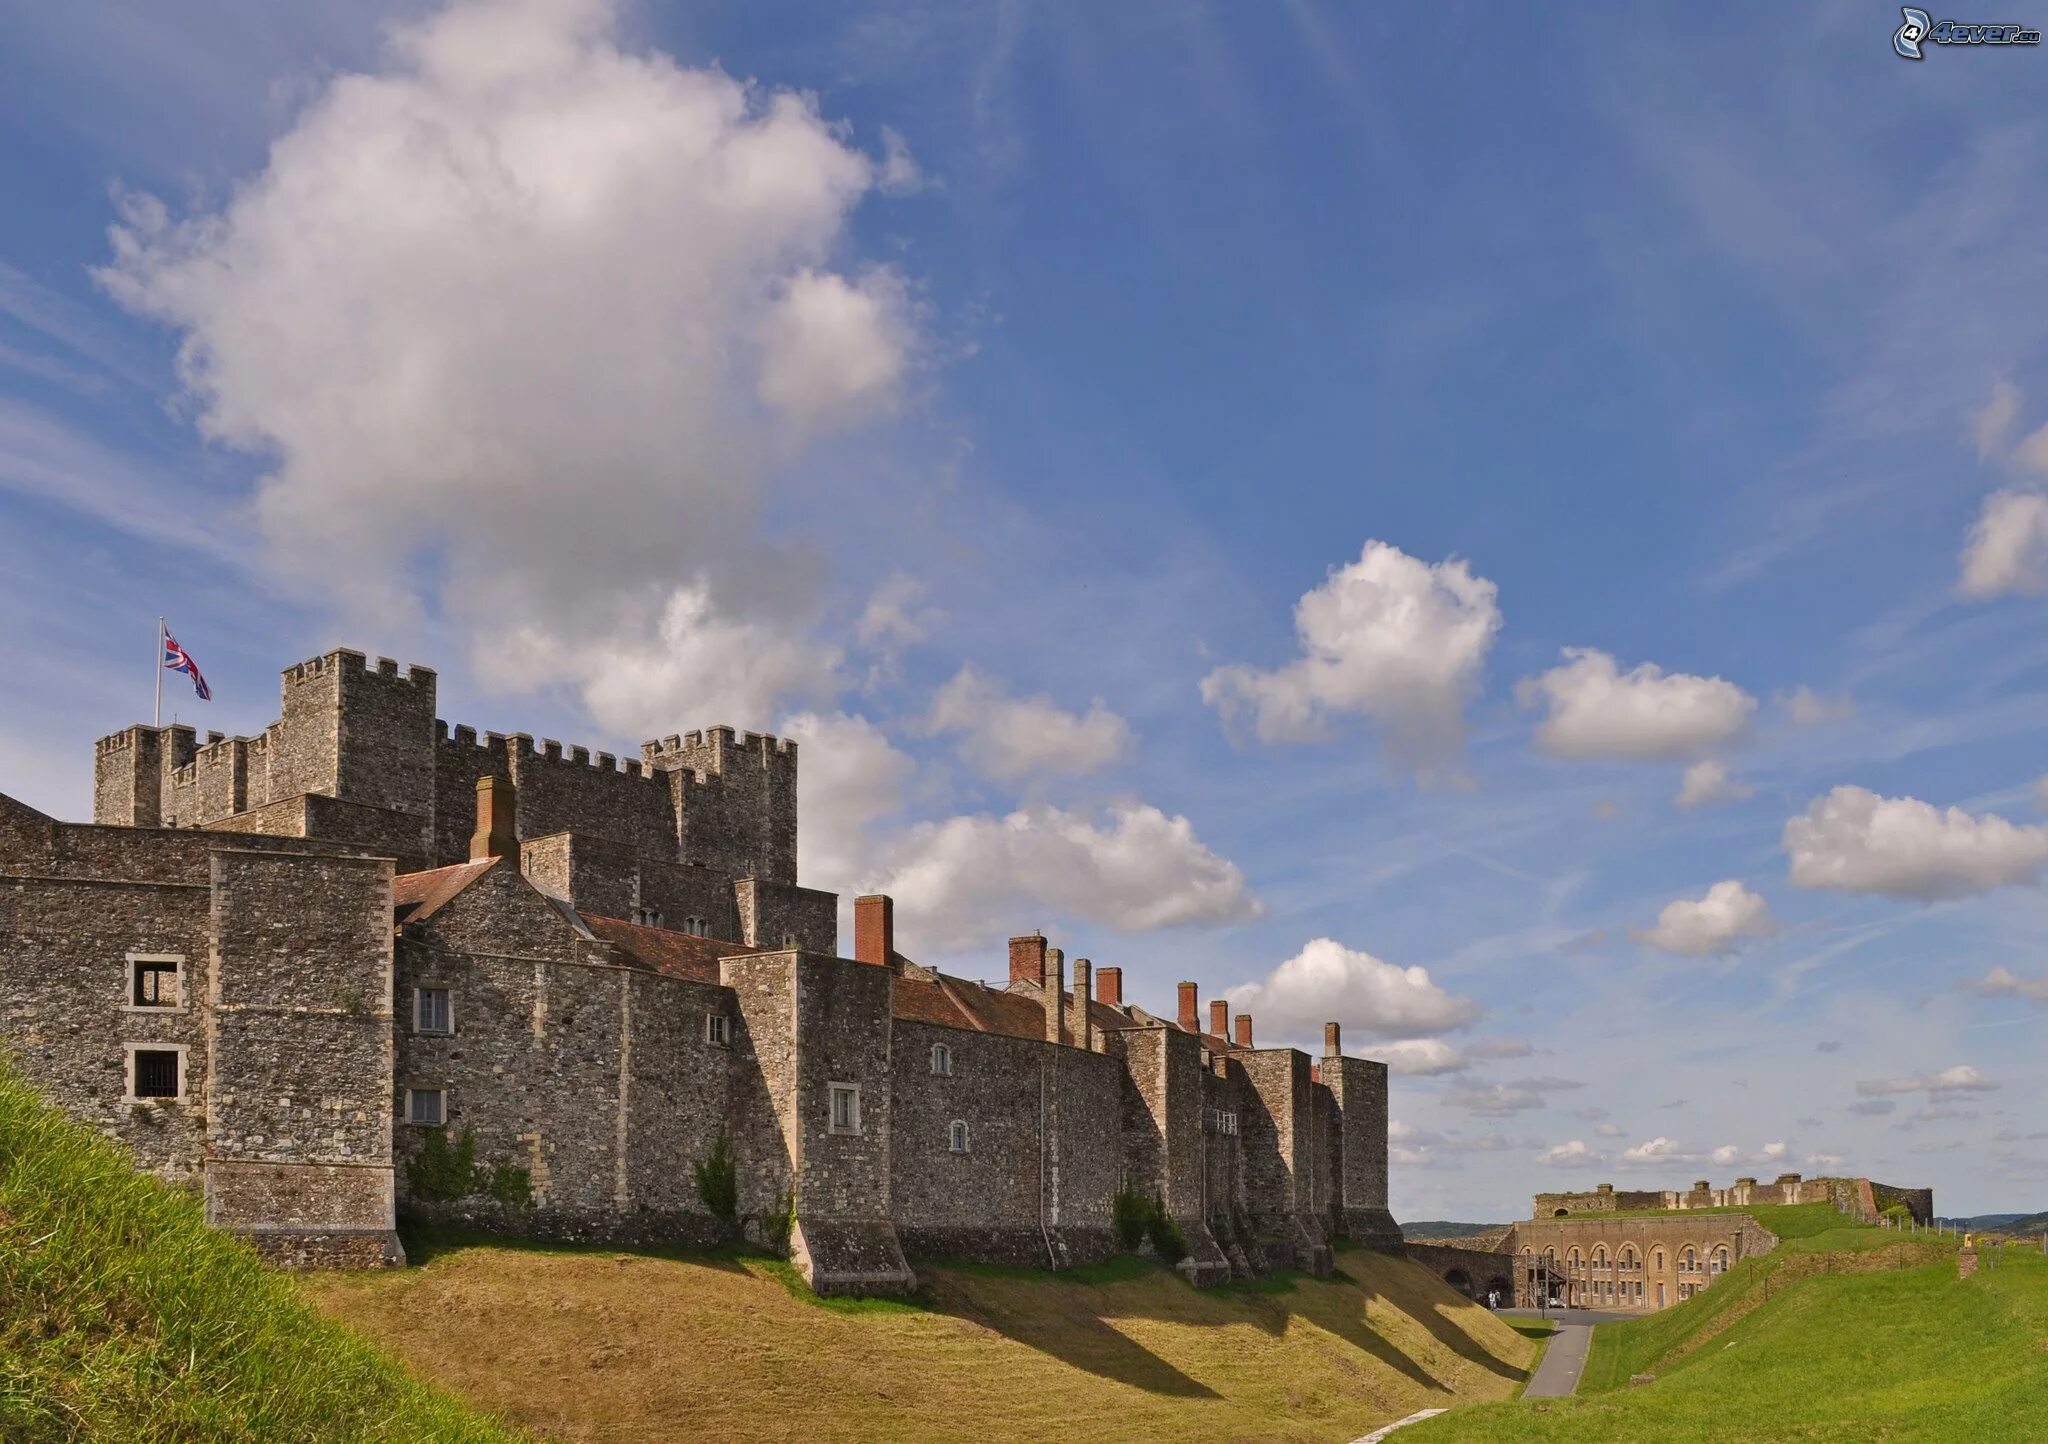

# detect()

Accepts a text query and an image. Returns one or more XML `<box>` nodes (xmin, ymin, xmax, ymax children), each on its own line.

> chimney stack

<box><xmin>469</xmin><ymin>776</ymin><xmax>517</xmax><ymax>861</ymax></box>
<box><xmin>1177</xmin><ymin>981</ymin><xmax>1199</xmax><ymax>1033</ymax></box>
<box><xmin>1234</xmin><ymin>1013</ymin><xmax>1253</xmax><ymax>1049</ymax></box>
<box><xmin>1010</xmin><ymin>933</ymin><xmax>1047</xmax><ymax>987</ymax></box>
<box><xmin>854</xmin><ymin>895</ymin><xmax>894</xmax><ymax>967</ymax></box>
<box><xmin>1209</xmin><ymin>999</ymin><xmax>1228</xmax><ymax>1038</ymax></box>
<box><xmin>1073</xmin><ymin>959</ymin><xmax>1093</xmax><ymax>1051</ymax></box>
<box><xmin>1096</xmin><ymin>966</ymin><xmax>1123</xmax><ymax>1007</ymax></box>
<box><xmin>1324</xmin><ymin>1021</ymin><xmax>1342</xmax><ymax>1057</ymax></box>
<box><xmin>1044</xmin><ymin>946</ymin><xmax>1065</xmax><ymax>1044</ymax></box>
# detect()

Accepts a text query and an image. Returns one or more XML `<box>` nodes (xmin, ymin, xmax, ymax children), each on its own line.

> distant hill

<box><xmin>1938</xmin><ymin>1213</ymin><xmax>2046</xmax><ymax>1233</ymax></box>
<box><xmin>1401</xmin><ymin>1220</ymin><xmax>1510</xmax><ymax>1240</ymax></box>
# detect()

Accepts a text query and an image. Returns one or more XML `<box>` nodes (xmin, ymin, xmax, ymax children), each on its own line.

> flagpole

<box><xmin>154</xmin><ymin>617</ymin><xmax>164</xmax><ymax>728</ymax></box>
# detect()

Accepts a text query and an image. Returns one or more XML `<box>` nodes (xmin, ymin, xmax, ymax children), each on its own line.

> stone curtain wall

<box><xmin>890</xmin><ymin>1019</ymin><xmax>1120</xmax><ymax>1267</ymax></box>
<box><xmin>1406</xmin><ymin>1241</ymin><xmax>1516</xmax><ymax>1303</ymax></box>
<box><xmin>733</xmin><ymin>878</ymin><xmax>838</xmax><ymax>953</ymax></box>
<box><xmin>392</xmin><ymin>872</ymin><xmax>735</xmax><ymax>1245</ymax></box>
<box><xmin>1324</xmin><ymin>1054</ymin><xmax>1398</xmax><ymax>1247</ymax></box>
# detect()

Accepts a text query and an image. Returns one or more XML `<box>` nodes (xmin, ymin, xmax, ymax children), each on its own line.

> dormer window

<box><xmin>632</xmin><ymin>906</ymin><xmax>663</xmax><ymax>928</ymax></box>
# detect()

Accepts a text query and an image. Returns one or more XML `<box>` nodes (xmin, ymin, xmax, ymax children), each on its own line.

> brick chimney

<box><xmin>1209</xmin><ymin>999</ymin><xmax>1227</xmax><ymax>1038</ymax></box>
<box><xmin>1095</xmin><ymin>966</ymin><xmax>1122</xmax><ymax>1006</ymax></box>
<box><xmin>1043</xmin><ymin>946</ymin><xmax>1065</xmax><ymax>1044</ymax></box>
<box><xmin>1234</xmin><ymin>1013</ymin><xmax>1253</xmax><ymax>1049</ymax></box>
<box><xmin>1010</xmin><ymin>933</ymin><xmax>1047</xmax><ymax>987</ymax></box>
<box><xmin>1073</xmin><ymin>959</ymin><xmax>1093</xmax><ymax>1051</ymax></box>
<box><xmin>1324</xmin><ymin>1021</ymin><xmax>1342</xmax><ymax>1057</ymax></box>
<box><xmin>1177</xmin><ymin>981</ymin><xmax>1199</xmax><ymax>1033</ymax></box>
<box><xmin>469</xmin><ymin>776</ymin><xmax>517</xmax><ymax>861</ymax></box>
<box><xmin>854</xmin><ymin>894</ymin><xmax>894</xmax><ymax>967</ymax></box>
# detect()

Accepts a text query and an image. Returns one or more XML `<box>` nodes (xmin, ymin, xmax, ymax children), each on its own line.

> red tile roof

<box><xmin>582</xmin><ymin>914</ymin><xmax>763</xmax><ymax>983</ymax></box>
<box><xmin>392</xmin><ymin>859</ymin><xmax>498</xmax><ymax>922</ymax></box>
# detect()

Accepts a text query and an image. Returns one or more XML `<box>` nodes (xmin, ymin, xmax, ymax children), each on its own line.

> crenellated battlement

<box><xmin>281</xmin><ymin>648</ymin><xmax>437</xmax><ymax>692</ymax></box>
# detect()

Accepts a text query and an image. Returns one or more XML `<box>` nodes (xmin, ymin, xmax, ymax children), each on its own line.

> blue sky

<box><xmin>4</xmin><ymin>0</ymin><xmax>2047</xmax><ymax>1220</ymax></box>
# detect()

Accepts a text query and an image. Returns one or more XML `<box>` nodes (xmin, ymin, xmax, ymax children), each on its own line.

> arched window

<box><xmin>1713</xmin><ymin>1247</ymin><xmax>1730</xmax><ymax>1275</ymax></box>
<box><xmin>1567</xmin><ymin>1248</ymin><xmax>1582</xmax><ymax>1274</ymax></box>
<box><xmin>948</xmin><ymin>1120</ymin><xmax>969</xmax><ymax>1154</ymax></box>
<box><xmin>931</xmin><ymin>1043</ymin><xmax>954</xmax><ymax>1077</ymax></box>
<box><xmin>1592</xmin><ymin>1246</ymin><xmax>1608</xmax><ymax>1267</ymax></box>
<box><xmin>1654</xmin><ymin>1249</ymin><xmax>1665</xmax><ymax>1271</ymax></box>
<box><xmin>1681</xmin><ymin>1247</ymin><xmax>1696</xmax><ymax>1270</ymax></box>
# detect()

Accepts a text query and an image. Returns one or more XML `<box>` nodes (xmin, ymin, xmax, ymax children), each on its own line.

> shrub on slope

<box><xmin>0</xmin><ymin>1064</ymin><xmax>522</xmax><ymax>1443</ymax></box>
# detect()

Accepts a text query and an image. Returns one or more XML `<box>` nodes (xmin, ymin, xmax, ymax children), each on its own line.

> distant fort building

<box><xmin>3</xmin><ymin>647</ymin><xmax>1399</xmax><ymax>1293</ymax></box>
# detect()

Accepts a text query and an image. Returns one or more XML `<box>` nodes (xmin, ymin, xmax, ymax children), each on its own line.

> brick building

<box><xmin>1</xmin><ymin>647</ymin><xmax>1399</xmax><ymax>1292</ymax></box>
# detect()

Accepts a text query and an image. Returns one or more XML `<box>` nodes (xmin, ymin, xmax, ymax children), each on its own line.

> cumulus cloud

<box><xmin>1959</xmin><ymin>491</ymin><xmax>2048</xmax><ymax>598</ymax></box>
<box><xmin>779</xmin><ymin>709</ymin><xmax>917</xmax><ymax>896</ymax></box>
<box><xmin>869</xmin><ymin>802</ymin><xmax>1258</xmax><ymax>953</ymax></box>
<box><xmin>1200</xmin><ymin>540</ymin><xmax>1501</xmax><ymax>768</ymax></box>
<box><xmin>98</xmin><ymin>0</ymin><xmax>921</xmax><ymax>728</ymax></box>
<box><xmin>1855</xmin><ymin>1065</ymin><xmax>1999</xmax><ymax>1098</ymax></box>
<box><xmin>1226</xmin><ymin>938</ymin><xmax>1479</xmax><ymax>1043</ymax></box>
<box><xmin>927</xmin><ymin>665</ymin><xmax>1133</xmax><ymax>781</ymax></box>
<box><xmin>1632</xmin><ymin>880</ymin><xmax>1778</xmax><ymax>957</ymax></box>
<box><xmin>856</xmin><ymin>573</ymin><xmax>938</xmax><ymax>651</ymax></box>
<box><xmin>1783</xmin><ymin>786</ymin><xmax>2048</xmax><ymax>899</ymax></box>
<box><xmin>1711</xmin><ymin>1141</ymin><xmax>1790</xmax><ymax>1167</ymax></box>
<box><xmin>1962</xmin><ymin>966</ymin><xmax>2048</xmax><ymax>1005</ymax></box>
<box><xmin>1675</xmin><ymin>759</ymin><xmax>1754</xmax><ymax>810</ymax></box>
<box><xmin>1621</xmin><ymin>1136</ymin><xmax>1697</xmax><ymax>1166</ymax></box>
<box><xmin>1538</xmin><ymin>1139</ymin><xmax>1599</xmax><ymax>1166</ymax></box>
<box><xmin>1518</xmin><ymin>648</ymin><xmax>1754</xmax><ymax>762</ymax></box>
<box><xmin>1374</xmin><ymin>1038</ymin><xmax>1469</xmax><ymax>1077</ymax></box>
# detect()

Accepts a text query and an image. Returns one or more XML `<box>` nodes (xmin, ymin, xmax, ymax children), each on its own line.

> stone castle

<box><xmin>1408</xmin><ymin>1173</ymin><xmax>1935</xmax><ymax>1313</ymax></box>
<box><xmin>1</xmin><ymin>647</ymin><xmax>1397</xmax><ymax>1293</ymax></box>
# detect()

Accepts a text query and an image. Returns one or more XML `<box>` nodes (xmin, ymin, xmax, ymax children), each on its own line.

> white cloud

<box><xmin>97</xmin><ymin>0</ymin><xmax>920</xmax><ymax>725</ymax></box>
<box><xmin>1969</xmin><ymin>379</ymin><xmax>2022</xmax><ymax>459</ymax></box>
<box><xmin>1201</xmin><ymin>540</ymin><xmax>1501</xmax><ymax>768</ymax></box>
<box><xmin>1374</xmin><ymin>1039</ymin><xmax>1468</xmax><ymax>1077</ymax></box>
<box><xmin>1518</xmin><ymin>648</ymin><xmax>1754</xmax><ymax>761</ymax></box>
<box><xmin>1711</xmin><ymin>1141</ymin><xmax>1789</xmax><ymax>1167</ymax></box>
<box><xmin>1675</xmin><ymin>759</ymin><xmax>1754</xmax><ymax>810</ymax></box>
<box><xmin>1227</xmin><ymin>937</ymin><xmax>1480</xmax><ymax>1043</ymax></box>
<box><xmin>1594</xmin><ymin>1122</ymin><xmax>1625</xmax><ymax>1139</ymax></box>
<box><xmin>2019</xmin><ymin>422</ymin><xmax>2048</xmax><ymax>476</ymax></box>
<box><xmin>855</xmin><ymin>573</ymin><xmax>937</xmax><ymax>650</ymax></box>
<box><xmin>927</xmin><ymin>665</ymin><xmax>1133</xmax><ymax>781</ymax></box>
<box><xmin>1620</xmin><ymin>1136</ymin><xmax>1697</xmax><ymax>1167</ymax></box>
<box><xmin>1783</xmin><ymin>785</ymin><xmax>2048</xmax><ymax>899</ymax></box>
<box><xmin>1538</xmin><ymin>1139</ymin><xmax>1599</xmax><ymax>1166</ymax></box>
<box><xmin>1444</xmin><ymin>1076</ymin><xmax>1579</xmax><ymax>1117</ymax></box>
<box><xmin>1783</xmin><ymin>686</ymin><xmax>1854</xmax><ymax>727</ymax></box>
<box><xmin>1466</xmin><ymin>1037</ymin><xmax>1535</xmax><ymax>1061</ymax></box>
<box><xmin>1632</xmin><ymin>880</ymin><xmax>1778</xmax><ymax>956</ymax></box>
<box><xmin>1710</xmin><ymin>1143</ymin><xmax>1742</xmax><ymax>1166</ymax></box>
<box><xmin>1855</xmin><ymin>1065</ymin><xmax>2000</xmax><ymax>1098</ymax></box>
<box><xmin>1805</xmin><ymin>1153</ymin><xmax>1845</xmax><ymax>1170</ymax></box>
<box><xmin>1962</xmin><ymin>966</ymin><xmax>2048</xmax><ymax>1005</ymax></box>
<box><xmin>871</xmin><ymin>802</ymin><xmax>1258</xmax><ymax>953</ymax></box>
<box><xmin>1959</xmin><ymin>491</ymin><xmax>2048</xmax><ymax>598</ymax></box>
<box><xmin>778</xmin><ymin>709</ymin><xmax>917</xmax><ymax>897</ymax></box>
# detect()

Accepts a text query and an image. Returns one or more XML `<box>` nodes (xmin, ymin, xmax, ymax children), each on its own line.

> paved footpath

<box><xmin>1501</xmin><ymin>1308</ymin><xmax>1636</xmax><ymax>1398</ymax></box>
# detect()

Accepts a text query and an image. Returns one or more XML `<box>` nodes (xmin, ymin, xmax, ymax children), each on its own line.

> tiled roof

<box><xmin>392</xmin><ymin>859</ymin><xmax>498</xmax><ymax>923</ymax></box>
<box><xmin>582</xmin><ymin>914</ymin><xmax>763</xmax><ymax>984</ymax></box>
<box><xmin>889</xmin><ymin>965</ymin><xmax>1142</xmax><ymax>1047</ymax></box>
<box><xmin>891</xmin><ymin>975</ymin><xmax>976</xmax><ymax>1029</ymax></box>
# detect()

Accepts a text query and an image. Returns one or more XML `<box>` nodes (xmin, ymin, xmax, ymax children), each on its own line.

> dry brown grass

<box><xmin>301</xmin><ymin>1238</ymin><xmax>1536</xmax><ymax>1443</ymax></box>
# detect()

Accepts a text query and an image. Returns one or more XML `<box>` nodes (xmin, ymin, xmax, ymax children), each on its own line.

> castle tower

<box><xmin>642</xmin><ymin>727</ymin><xmax>798</xmax><ymax>883</ymax></box>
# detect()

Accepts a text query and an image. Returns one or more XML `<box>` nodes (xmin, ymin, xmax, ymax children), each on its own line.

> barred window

<box><xmin>132</xmin><ymin>1048</ymin><xmax>181</xmax><ymax>1100</ymax></box>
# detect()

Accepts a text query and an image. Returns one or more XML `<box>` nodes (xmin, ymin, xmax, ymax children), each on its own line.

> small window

<box><xmin>828</xmin><ymin>1083</ymin><xmax>861</xmax><ymax>1135</ymax></box>
<box><xmin>131</xmin><ymin>1048</ymin><xmax>182</xmax><ymax>1100</ymax></box>
<box><xmin>682</xmin><ymin>916</ymin><xmax>708</xmax><ymax>937</ymax></box>
<box><xmin>128</xmin><ymin>954</ymin><xmax>182</xmax><ymax>1009</ymax></box>
<box><xmin>414</xmin><ymin>987</ymin><xmax>453</xmax><ymax>1035</ymax></box>
<box><xmin>633</xmin><ymin>906</ymin><xmax>663</xmax><ymax>928</ymax></box>
<box><xmin>931</xmin><ymin>1043</ymin><xmax>953</xmax><ymax>1076</ymax></box>
<box><xmin>781</xmin><ymin>933</ymin><xmax>798</xmax><ymax>948</ymax></box>
<box><xmin>406</xmin><ymin>1088</ymin><xmax>447</xmax><ymax>1126</ymax></box>
<box><xmin>706</xmin><ymin>1014</ymin><xmax>731</xmax><ymax>1047</ymax></box>
<box><xmin>948</xmin><ymin>1120</ymin><xmax>969</xmax><ymax>1153</ymax></box>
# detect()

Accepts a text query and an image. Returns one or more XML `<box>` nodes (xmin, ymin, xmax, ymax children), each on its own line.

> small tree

<box><xmin>406</xmin><ymin>1126</ymin><xmax>480</xmax><ymax>1203</ymax></box>
<box><xmin>695</xmin><ymin>1131</ymin><xmax>739</xmax><ymax>1225</ymax></box>
<box><xmin>1113</xmin><ymin>1187</ymin><xmax>1152</xmax><ymax>1253</ymax></box>
<box><xmin>1146</xmin><ymin>1196</ymin><xmax>1189</xmax><ymax>1266</ymax></box>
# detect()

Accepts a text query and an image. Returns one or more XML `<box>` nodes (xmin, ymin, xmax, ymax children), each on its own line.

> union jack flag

<box><xmin>163</xmin><ymin>629</ymin><xmax>211</xmax><ymax>702</ymax></box>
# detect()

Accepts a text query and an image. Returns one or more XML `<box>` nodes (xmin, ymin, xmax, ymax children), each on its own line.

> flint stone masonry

<box><xmin>19</xmin><ymin>646</ymin><xmax>1407</xmax><ymax>1293</ymax></box>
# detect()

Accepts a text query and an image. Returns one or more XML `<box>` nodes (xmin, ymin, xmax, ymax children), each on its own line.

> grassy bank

<box><xmin>305</xmin><ymin>1228</ymin><xmax>1538</xmax><ymax>1442</ymax></box>
<box><xmin>0</xmin><ymin>1065</ymin><xmax>523</xmax><ymax>1442</ymax></box>
<box><xmin>1405</xmin><ymin>1237</ymin><xmax>2043</xmax><ymax>1442</ymax></box>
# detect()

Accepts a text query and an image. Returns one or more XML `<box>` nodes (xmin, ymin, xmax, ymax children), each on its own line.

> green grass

<box><xmin>1592</xmin><ymin>1201</ymin><xmax>1861</xmax><ymax>1238</ymax></box>
<box><xmin>0</xmin><ymin>1064</ymin><xmax>526</xmax><ymax>1442</ymax></box>
<box><xmin>1405</xmin><ymin>1233</ymin><xmax>2043</xmax><ymax>1442</ymax></box>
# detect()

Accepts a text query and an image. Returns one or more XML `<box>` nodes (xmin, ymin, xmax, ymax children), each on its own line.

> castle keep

<box><xmin>2</xmin><ymin>648</ymin><xmax>1398</xmax><ymax>1292</ymax></box>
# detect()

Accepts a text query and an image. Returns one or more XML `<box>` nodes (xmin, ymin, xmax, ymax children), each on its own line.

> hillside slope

<box><xmin>1404</xmin><ymin>1236</ymin><xmax>2045</xmax><ymax>1442</ymax></box>
<box><xmin>304</xmin><ymin>1232</ymin><xmax>1538</xmax><ymax>1442</ymax></box>
<box><xmin>0</xmin><ymin>1064</ymin><xmax>522</xmax><ymax>1443</ymax></box>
